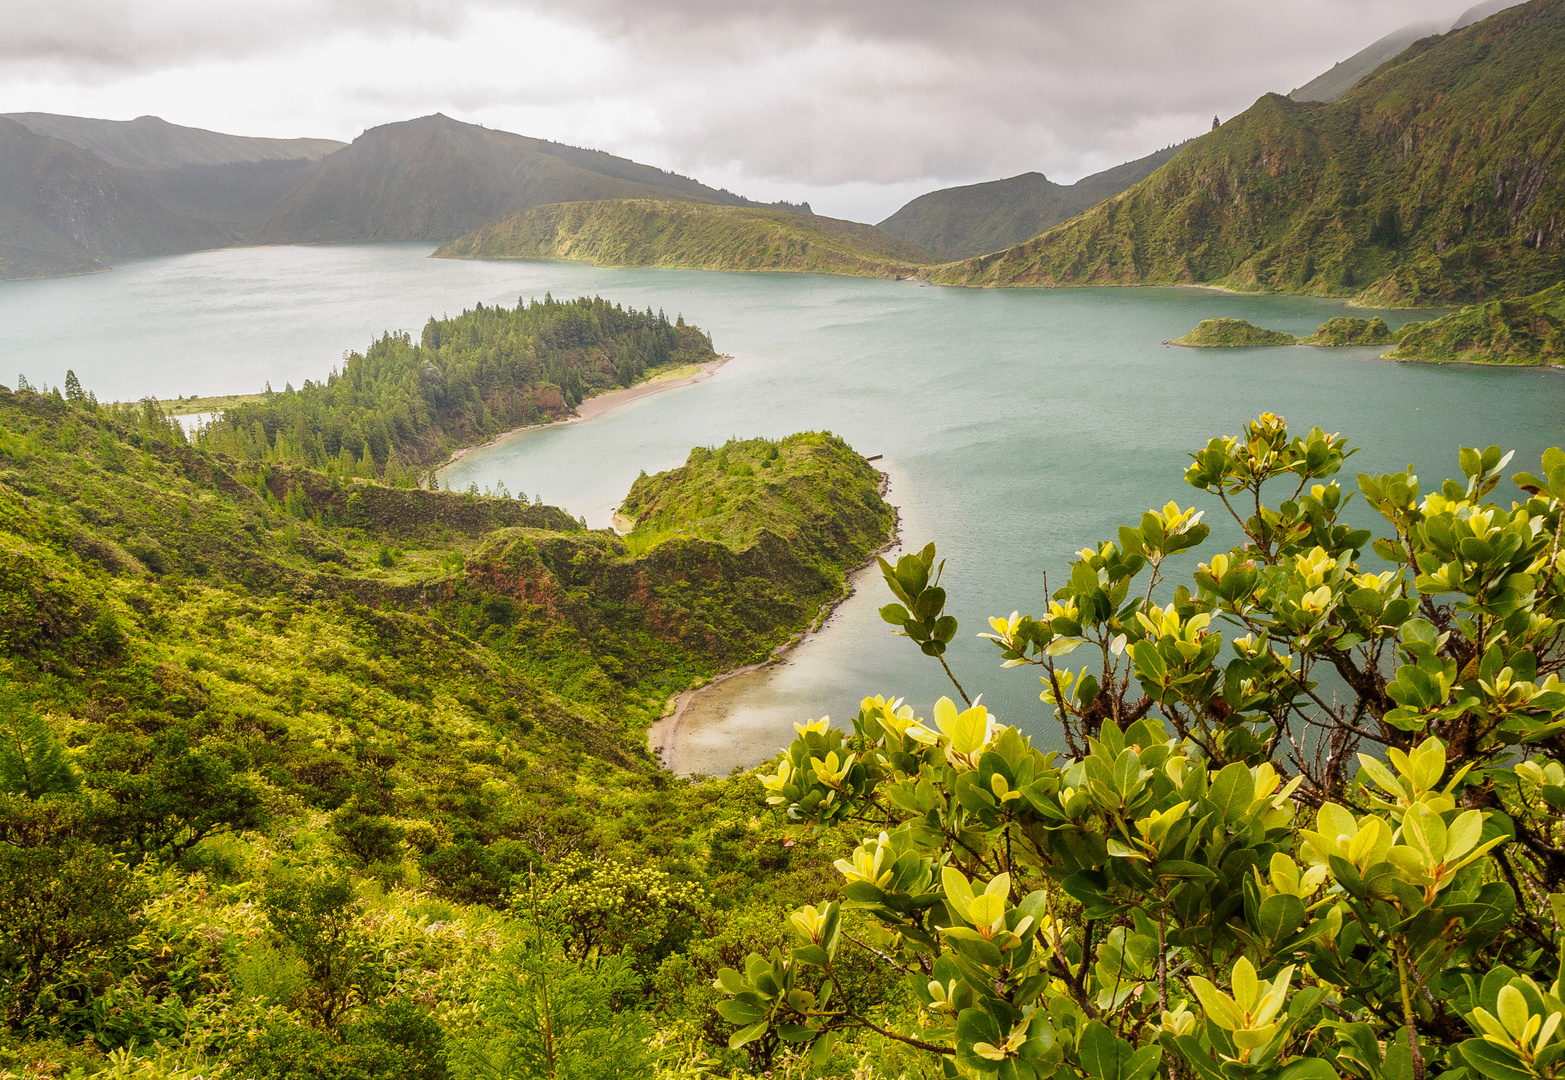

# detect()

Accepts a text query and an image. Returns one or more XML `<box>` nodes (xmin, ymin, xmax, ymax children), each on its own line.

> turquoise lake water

<box><xmin>6</xmin><ymin>243</ymin><xmax>1563</xmax><ymax>772</ymax></box>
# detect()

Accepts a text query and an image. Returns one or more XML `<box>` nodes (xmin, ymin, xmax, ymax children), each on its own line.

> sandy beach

<box><xmin>437</xmin><ymin>356</ymin><xmax>730</xmax><ymax>475</ymax></box>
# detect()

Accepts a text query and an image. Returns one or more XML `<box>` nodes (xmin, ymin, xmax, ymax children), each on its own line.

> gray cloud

<box><xmin>0</xmin><ymin>0</ymin><xmax>1497</xmax><ymax>218</ymax></box>
<box><xmin>0</xmin><ymin>0</ymin><xmax>466</xmax><ymax>73</ymax></box>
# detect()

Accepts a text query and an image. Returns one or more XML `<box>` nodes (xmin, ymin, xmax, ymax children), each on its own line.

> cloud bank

<box><xmin>0</xmin><ymin>0</ymin><xmax>1496</xmax><ymax>220</ymax></box>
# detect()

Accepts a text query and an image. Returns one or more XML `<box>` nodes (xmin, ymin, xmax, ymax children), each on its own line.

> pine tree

<box><xmin>63</xmin><ymin>370</ymin><xmax>84</xmax><ymax>403</ymax></box>
<box><xmin>0</xmin><ymin>703</ymin><xmax>80</xmax><ymax>800</ymax></box>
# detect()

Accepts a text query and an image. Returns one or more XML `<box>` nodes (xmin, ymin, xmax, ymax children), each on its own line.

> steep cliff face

<box><xmin>932</xmin><ymin>0</ymin><xmax>1565</xmax><ymax>305</ymax></box>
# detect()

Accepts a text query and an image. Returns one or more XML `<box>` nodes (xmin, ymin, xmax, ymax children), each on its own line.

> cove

<box><xmin>7</xmin><ymin>243</ymin><xmax>1564</xmax><ymax>774</ymax></box>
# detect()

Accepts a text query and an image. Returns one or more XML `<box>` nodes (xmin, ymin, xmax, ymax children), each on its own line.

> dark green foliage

<box><xmin>935</xmin><ymin>0</ymin><xmax>1565</xmax><ymax>304</ymax></box>
<box><xmin>235</xmin><ymin>1000</ymin><xmax>448</xmax><ymax>1080</ymax></box>
<box><xmin>1387</xmin><ymin>280</ymin><xmax>1565</xmax><ymax>363</ymax></box>
<box><xmin>420</xmin><ymin>839</ymin><xmax>515</xmax><ymax>906</ymax></box>
<box><xmin>201</xmin><ymin>296</ymin><xmax>716</xmax><ymax>475</ymax></box>
<box><xmin>435</xmin><ymin>198</ymin><xmax>934</xmax><ymax>278</ymax></box>
<box><xmin>0</xmin><ymin>839</ymin><xmax>142</xmax><ymax>1026</ymax></box>
<box><xmin>1300</xmin><ymin>315</ymin><xmax>1394</xmax><ymax>344</ymax></box>
<box><xmin>0</xmin><ymin>699</ymin><xmax>78</xmax><ymax>799</ymax></box>
<box><xmin>83</xmin><ymin>727</ymin><xmax>267</xmax><ymax>859</ymax></box>
<box><xmin>331</xmin><ymin>805</ymin><xmax>404</xmax><ymax>867</ymax></box>
<box><xmin>1168</xmin><ymin>318</ymin><xmax>1298</xmax><ymax>346</ymax></box>
<box><xmin>263</xmin><ymin>873</ymin><xmax>370</xmax><ymax>1029</ymax></box>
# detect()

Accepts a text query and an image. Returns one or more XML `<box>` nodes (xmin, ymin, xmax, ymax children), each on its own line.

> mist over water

<box><xmin>8</xmin><ymin>243</ymin><xmax>1563</xmax><ymax>773</ymax></box>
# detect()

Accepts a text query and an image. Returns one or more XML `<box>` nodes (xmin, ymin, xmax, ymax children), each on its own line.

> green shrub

<box><xmin>721</xmin><ymin>414</ymin><xmax>1565</xmax><ymax>1080</ymax></box>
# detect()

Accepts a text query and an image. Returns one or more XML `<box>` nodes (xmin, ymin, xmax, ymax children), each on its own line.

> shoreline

<box><xmin>436</xmin><ymin>355</ymin><xmax>731</xmax><ymax>476</ymax></box>
<box><xmin>646</xmin><ymin>468</ymin><xmax>899</xmax><ymax>775</ymax></box>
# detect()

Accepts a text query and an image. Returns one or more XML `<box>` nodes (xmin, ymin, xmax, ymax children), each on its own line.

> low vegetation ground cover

<box><xmin>0</xmin><ymin>316</ymin><xmax>905</xmax><ymax>1077</ymax></box>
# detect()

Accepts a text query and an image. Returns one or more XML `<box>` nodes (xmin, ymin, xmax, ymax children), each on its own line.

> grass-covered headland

<box><xmin>0</xmin><ymin>308</ymin><xmax>910</xmax><ymax>1076</ymax></box>
<box><xmin>433</xmin><ymin>199</ymin><xmax>935</xmax><ymax>280</ymax></box>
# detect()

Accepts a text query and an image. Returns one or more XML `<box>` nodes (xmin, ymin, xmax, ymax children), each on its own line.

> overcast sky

<box><xmin>1</xmin><ymin>0</ymin><xmax>1502</xmax><ymax>221</ymax></box>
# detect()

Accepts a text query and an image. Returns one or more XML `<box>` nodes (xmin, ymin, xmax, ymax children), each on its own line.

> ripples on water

<box><xmin>8</xmin><ymin>243</ymin><xmax>1563</xmax><ymax>773</ymax></box>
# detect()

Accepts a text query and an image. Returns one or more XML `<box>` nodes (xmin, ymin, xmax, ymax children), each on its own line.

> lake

<box><xmin>6</xmin><ymin>242</ymin><xmax>1563</xmax><ymax>774</ymax></box>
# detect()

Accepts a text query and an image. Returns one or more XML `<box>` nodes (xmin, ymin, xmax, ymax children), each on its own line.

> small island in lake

<box><xmin>1168</xmin><ymin>318</ymin><xmax>1297</xmax><ymax>347</ymax></box>
<box><xmin>1299</xmin><ymin>316</ymin><xmax>1393</xmax><ymax>346</ymax></box>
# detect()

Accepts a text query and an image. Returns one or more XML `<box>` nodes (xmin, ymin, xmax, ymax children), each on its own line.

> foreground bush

<box><xmin>726</xmin><ymin>414</ymin><xmax>1565</xmax><ymax>1080</ymax></box>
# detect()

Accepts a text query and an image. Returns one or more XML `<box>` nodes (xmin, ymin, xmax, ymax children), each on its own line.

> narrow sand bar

<box><xmin>438</xmin><ymin>356</ymin><xmax>729</xmax><ymax>474</ymax></box>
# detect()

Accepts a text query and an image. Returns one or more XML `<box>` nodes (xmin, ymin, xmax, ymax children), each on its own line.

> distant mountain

<box><xmin>930</xmin><ymin>0</ymin><xmax>1565</xmax><ymax>306</ymax></box>
<box><xmin>0</xmin><ymin>118</ymin><xmax>227</xmax><ymax>280</ymax></box>
<box><xmin>1452</xmin><ymin>0</ymin><xmax>1529</xmax><ymax>29</ymax></box>
<box><xmin>2</xmin><ymin>112</ymin><xmax>343</xmax><ymax>171</ymax></box>
<box><xmin>258</xmin><ymin>114</ymin><xmax>794</xmax><ymax>244</ymax></box>
<box><xmin>1288</xmin><ymin>21</ymin><xmax>1448</xmax><ymax>103</ymax></box>
<box><xmin>876</xmin><ymin>144</ymin><xmax>1189</xmax><ymax>260</ymax></box>
<box><xmin>0</xmin><ymin>111</ymin><xmax>806</xmax><ymax>280</ymax></box>
<box><xmin>434</xmin><ymin>199</ymin><xmax>933</xmax><ymax>278</ymax></box>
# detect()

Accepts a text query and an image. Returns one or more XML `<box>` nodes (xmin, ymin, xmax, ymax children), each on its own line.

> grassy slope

<box><xmin>0</xmin><ymin>387</ymin><xmax>894</xmax><ymax>1073</ymax></box>
<box><xmin>618</xmin><ymin>434</ymin><xmax>893</xmax><ymax>565</ymax></box>
<box><xmin>1385</xmin><ymin>280</ymin><xmax>1565</xmax><ymax>362</ymax></box>
<box><xmin>876</xmin><ymin>144</ymin><xmax>1186</xmax><ymax>260</ymax></box>
<box><xmin>434</xmin><ymin>198</ymin><xmax>934</xmax><ymax>277</ymax></box>
<box><xmin>930</xmin><ymin>0</ymin><xmax>1565</xmax><ymax>305</ymax></box>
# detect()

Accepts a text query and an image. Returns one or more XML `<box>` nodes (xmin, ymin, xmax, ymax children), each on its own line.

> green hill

<box><xmin>931</xmin><ymin>0</ymin><xmax>1565</xmax><ymax>305</ymax></box>
<box><xmin>1385</xmin><ymin>280</ymin><xmax>1565</xmax><ymax>363</ymax></box>
<box><xmin>434</xmin><ymin>198</ymin><xmax>935</xmax><ymax>277</ymax></box>
<box><xmin>876</xmin><ymin>144</ymin><xmax>1188</xmax><ymax>260</ymax></box>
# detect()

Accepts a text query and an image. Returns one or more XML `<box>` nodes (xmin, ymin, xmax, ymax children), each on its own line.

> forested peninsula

<box><xmin>0</xmin><ymin>330</ymin><xmax>898</xmax><ymax>1076</ymax></box>
<box><xmin>433</xmin><ymin>199</ymin><xmax>934</xmax><ymax>279</ymax></box>
<box><xmin>200</xmin><ymin>295</ymin><xmax>716</xmax><ymax>483</ymax></box>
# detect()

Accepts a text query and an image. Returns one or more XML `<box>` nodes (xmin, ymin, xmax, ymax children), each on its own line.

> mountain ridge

<box><xmin>928</xmin><ymin>0</ymin><xmax>1565</xmax><ymax>305</ymax></box>
<box><xmin>2</xmin><ymin>112</ymin><xmax>344</xmax><ymax>171</ymax></box>
<box><xmin>0</xmin><ymin>112</ymin><xmax>808</xmax><ymax>279</ymax></box>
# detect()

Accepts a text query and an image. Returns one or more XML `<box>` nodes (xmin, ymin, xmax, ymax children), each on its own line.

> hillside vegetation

<box><xmin>0</xmin><ymin>368</ymin><xmax>898</xmax><ymax>1077</ymax></box>
<box><xmin>435</xmin><ymin>199</ymin><xmax>934</xmax><ymax>277</ymax></box>
<box><xmin>1387</xmin><ymin>279</ymin><xmax>1565</xmax><ymax>362</ymax></box>
<box><xmin>932</xmin><ymin>0</ymin><xmax>1565</xmax><ymax>305</ymax></box>
<box><xmin>875</xmin><ymin>144</ymin><xmax>1187</xmax><ymax>260</ymax></box>
<box><xmin>199</xmin><ymin>295</ymin><xmax>717</xmax><ymax>481</ymax></box>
